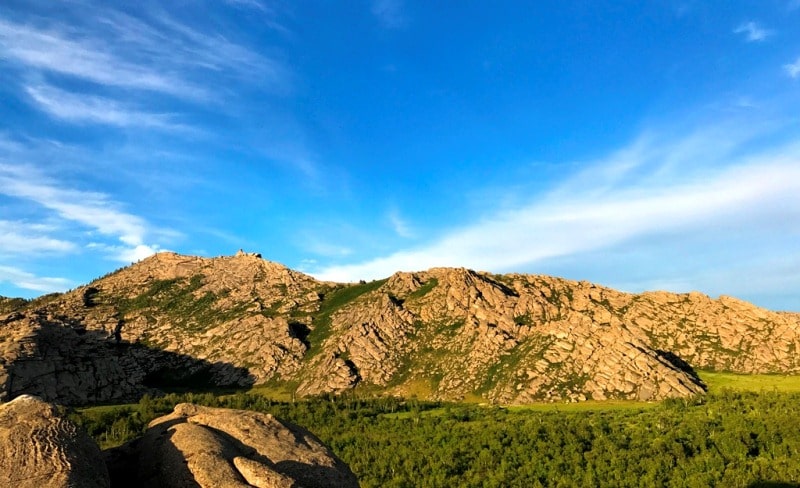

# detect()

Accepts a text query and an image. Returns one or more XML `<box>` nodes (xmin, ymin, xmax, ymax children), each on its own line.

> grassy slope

<box><xmin>304</xmin><ymin>278</ymin><xmax>389</xmax><ymax>356</ymax></box>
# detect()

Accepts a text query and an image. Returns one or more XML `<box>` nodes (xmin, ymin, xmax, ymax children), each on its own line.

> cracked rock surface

<box><xmin>0</xmin><ymin>395</ymin><xmax>110</xmax><ymax>488</ymax></box>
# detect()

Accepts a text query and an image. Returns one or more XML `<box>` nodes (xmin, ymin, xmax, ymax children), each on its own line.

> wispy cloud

<box><xmin>302</xmin><ymin>237</ymin><xmax>353</xmax><ymax>258</ymax></box>
<box><xmin>0</xmin><ymin>265</ymin><xmax>72</xmax><ymax>293</ymax></box>
<box><xmin>224</xmin><ymin>0</ymin><xmax>270</xmax><ymax>13</ymax></box>
<box><xmin>1</xmin><ymin>4</ymin><xmax>314</xmax><ymax>175</ymax></box>
<box><xmin>0</xmin><ymin>220</ymin><xmax>75</xmax><ymax>256</ymax></box>
<box><xmin>388</xmin><ymin>208</ymin><xmax>414</xmax><ymax>238</ymax></box>
<box><xmin>785</xmin><ymin>58</ymin><xmax>800</xmax><ymax>79</ymax></box>
<box><xmin>221</xmin><ymin>0</ymin><xmax>289</xmax><ymax>34</ymax></box>
<box><xmin>371</xmin><ymin>0</ymin><xmax>405</xmax><ymax>29</ymax></box>
<box><xmin>25</xmin><ymin>84</ymin><xmax>185</xmax><ymax>130</ymax></box>
<box><xmin>0</xmin><ymin>163</ymin><xmax>162</xmax><ymax>262</ymax></box>
<box><xmin>312</xmin><ymin>125</ymin><xmax>800</xmax><ymax>283</ymax></box>
<box><xmin>0</xmin><ymin>18</ymin><xmax>200</xmax><ymax>99</ymax></box>
<box><xmin>0</xmin><ymin>9</ymin><xmax>286</xmax><ymax>100</ymax></box>
<box><xmin>734</xmin><ymin>21</ymin><xmax>772</xmax><ymax>42</ymax></box>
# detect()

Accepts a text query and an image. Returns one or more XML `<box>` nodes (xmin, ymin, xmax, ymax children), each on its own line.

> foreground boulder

<box><xmin>108</xmin><ymin>403</ymin><xmax>359</xmax><ymax>488</ymax></box>
<box><xmin>0</xmin><ymin>395</ymin><xmax>110</xmax><ymax>488</ymax></box>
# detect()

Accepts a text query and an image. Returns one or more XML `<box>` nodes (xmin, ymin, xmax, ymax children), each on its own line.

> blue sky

<box><xmin>1</xmin><ymin>1</ymin><xmax>800</xmax><ymax>311</ymax></box>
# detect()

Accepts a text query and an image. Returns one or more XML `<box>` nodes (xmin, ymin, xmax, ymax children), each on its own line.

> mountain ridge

<box><xmin>1</xmin><ymin>251</ymin><xmax>798</xmax><ymax>405</ymax></box>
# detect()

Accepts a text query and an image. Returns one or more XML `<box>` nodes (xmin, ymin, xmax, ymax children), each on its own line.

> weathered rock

<box><xmin>110</xmin><ymin>403</ymin><xmax>358</xmax><ymax>488</ymax></box>
<box><xmin>0</xmin><ymin>395</ymin><xmax>109</xmax><ymax>488</ymax></box>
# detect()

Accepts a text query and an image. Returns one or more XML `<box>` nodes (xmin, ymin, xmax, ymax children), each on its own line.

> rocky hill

<box><xmin>2</xmin><ymin>251</ymin><xmax>799</xmax><ymax>405</ymax></box>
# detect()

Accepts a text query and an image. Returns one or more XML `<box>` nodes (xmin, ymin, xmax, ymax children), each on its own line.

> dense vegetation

<box><xmin>73</xmin><ymin>390</ymin><xmax>800</xmax><ymax>487</ymax></box>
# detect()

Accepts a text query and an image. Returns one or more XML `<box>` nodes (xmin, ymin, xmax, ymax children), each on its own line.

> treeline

<box><xmin>71</xmin><ymin>391</ymin><xmax>800</xmax><ymax>487</ymax></box>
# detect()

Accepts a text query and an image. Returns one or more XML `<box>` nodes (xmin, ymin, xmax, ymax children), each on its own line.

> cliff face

<box><xmin>1</xmin><ymin>252</ymin><xmax>798</xmax><ymax>405</ymax></box>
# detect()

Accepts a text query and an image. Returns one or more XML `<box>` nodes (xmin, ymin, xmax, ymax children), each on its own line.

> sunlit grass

<box><xmin>78</xmin><ymin>403</ymin><xmax>137</xmax><ymax>415</ymax></box>
<box><xmin>244</xmin><ymin>382</ymin><xmax>299</xmax><ymax>402</ymax></box>
<box><xmin>698</xmin><ymin>370</ymin><xmax>800</xmax><ymax>393</ymax></box>
<box><xmin>505</xmin><ymin>399</ymin><xmax>659</xmax><ymax>412</ymax></box>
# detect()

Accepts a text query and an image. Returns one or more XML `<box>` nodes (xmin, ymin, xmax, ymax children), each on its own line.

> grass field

<box><xmin>697</xmin><ymin>370</ymin><xmax>800</xmax><ymax>393</ymax></box>
<box><xmin>78</xmin><ymin>403</ymin><xmax>137</xmax><ymax>415</ymax></box>
<box><xmin>76</xmin><ymin>370</ymin><xmax>800</xmax><ymax>420</ymax></box>
<box><xmin>383</xmin><ymin>370</ymin><xmax>800</xmax><ymax>417</ymax></box>
<box><xmin>505</xmin><ymin>399</ymin><xmax>659</xmax><ymax>412</ymax></box>
<box><xmin>245</xmin><ymin>382</ymin><xmax>299</xmax><ymax>402</ymax></box>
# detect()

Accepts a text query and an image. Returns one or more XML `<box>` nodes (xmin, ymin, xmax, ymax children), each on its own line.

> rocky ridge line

<box><xmin>1</xmin><ymin>251</ymin><xmax>798</xmax><ymax>405</ymax></box>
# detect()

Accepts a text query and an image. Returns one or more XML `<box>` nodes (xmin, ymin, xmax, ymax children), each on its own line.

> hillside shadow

<box><xmin>3</xmin><ymin>315</ymin><xmax>255</xmax><ymax>406</ymax></box>
<box><xmin>656</xmin><ymin>349</ymin><xmax>707</xmax><ymax>390</ymax></box>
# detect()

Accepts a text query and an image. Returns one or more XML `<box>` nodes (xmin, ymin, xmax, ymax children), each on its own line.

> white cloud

<box><xmin>785</xmin><ymin>58</ymin><xmax>800</xmax><ymax>79</ymax></box>
<box><xmin>311</xmin><ymin>127</ymin><xmax>800</xmax><ymax>283</ymax></box>
<box><xmin>116</xmin><ymin>244</ymin><xmax>161</xmax><ymax>263</ymax></box>
<box><xmin>734</xmin><ymin>21</ymin><xmax>772</xmax><ymax>42</ymax></box>
<box><xmin>372</xmin><ymin>0</ymin><xmax>405</xmax><ymax>28</ymax></box>
<box><xmin>0</xmin><ymin>220</ymin><xmax>75</xmax><ymax>256</ymax></box>
<box><xmin>25</xmin><ymin>84</ymin><xmax>185</xmax><ymax>130</ymax></box>
<box><xmin>0</xmin><ymin>163</ymin><xmax>161</xmax><ymax>262</ymax></box>
<box><xmin>0</xmin><ymin>265</ymin><xmax>72</xmax><ymax>293</ymax></box>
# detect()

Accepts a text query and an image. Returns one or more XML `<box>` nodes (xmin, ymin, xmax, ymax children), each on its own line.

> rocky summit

<box><xmin>1</xmin><ymin>251</ymin><xmax>799</xmax><ymax>405</ymax></box>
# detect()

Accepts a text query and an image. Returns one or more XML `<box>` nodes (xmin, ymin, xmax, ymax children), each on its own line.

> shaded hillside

<box><xmin>2</xmin><ymin>251</ymin><xmax>798</xmax><ymax>405</ymax></box>
<box><xmin>0</xmin><ymin>308</ymin><xmax>254</xmax><ymax>405</ymax></box>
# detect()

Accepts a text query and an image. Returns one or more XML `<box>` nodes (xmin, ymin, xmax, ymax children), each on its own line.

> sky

<box><xmin>1</xmin><ymin>1</ymin><xmax>800</xmax><ymax>311</ymax></box>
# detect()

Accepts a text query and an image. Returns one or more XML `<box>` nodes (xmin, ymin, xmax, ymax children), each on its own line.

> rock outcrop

<box><xmin>0</xmin><ymin>395</ymin><xmax>110</xmax><ymax>488</ymax></box>
<box><xmin>0</xmin><ymin>395</ymin><xmax>358</xmax><ymax>488</ymax></box>
<box><xmin>107</xmin><ymin>403</ymin><xmax>359</xmax><ymax>488</ymax></box>
<box><xmin>2</xmin><ymin>251</ymin><xmax>799</xmax><ymax>405</ymax></box>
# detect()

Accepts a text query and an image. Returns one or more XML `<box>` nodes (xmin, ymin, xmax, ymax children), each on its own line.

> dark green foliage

<box><xmin>0</xmin><ymin>296</ymin><xmax>28</xmax><ymax>314</ymax></box>
<box><xmin>21</xmin><ymin>293</ymin><xmax>63</xmax><ymax>310</ymax></box>
<box><xmin>75</xmin><ymin>390</ymin><xmax>800</xmax><ymax>487</ymax></box>
<box><xmin>0</xmin><ymin>293</ymin><xmax>65</xmax><ymax>314</ymax></box>
<box><xmin>513</xmin><ymin>313</ymin><xmax>533</xmax><ymax>326</ymax></box>
<box><xmin>407</xmin><ymin>278</ymin><xmax>439</xmax><ymax>301</ymax></box>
